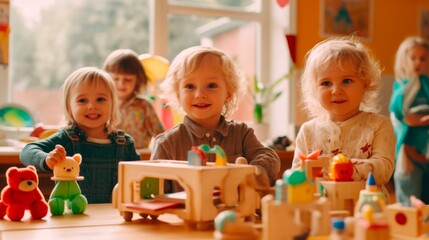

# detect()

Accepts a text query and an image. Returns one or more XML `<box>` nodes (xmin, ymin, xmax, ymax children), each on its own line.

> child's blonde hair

<box><xmin>300</xmin><ymin>36</ymin><xmax>381</xmax><ymax>118</ymax></box>
<box><xmin>63</xmin><ymin>67</ymin><xmax>120</xmax><ymax>131</ymax></box>
<box><xmin>102</xmin><ymin>49</ymin><xmax>148</xmax><ymax>95</ymax></box>
<box><xmin>160</xmin><ymin>45</ymin><xmax>246</xmax><ymax>117</ymax></box>
<box><xmin>394</xmin><ymin>36</ymin><xmax>429</xmax><ymax>81</ymax></box>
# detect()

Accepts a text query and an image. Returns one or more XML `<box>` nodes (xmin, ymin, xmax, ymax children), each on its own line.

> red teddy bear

<box><xmin>0</xmin><ymin>166</ymin><xmax>49</xmax><ymax>221</ymax></box>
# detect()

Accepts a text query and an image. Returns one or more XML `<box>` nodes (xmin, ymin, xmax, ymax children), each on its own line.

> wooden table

<box><xmin>1</xmin><ymin>204</ymin><xmax>216</xmax><ymax>239</ymax></box>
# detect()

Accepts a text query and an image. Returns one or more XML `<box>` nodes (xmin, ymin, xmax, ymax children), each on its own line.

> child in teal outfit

<box><xmin>390</xmin><ymin>36</ymin><xmax>429</xmax><ymax>204</ymax></box>
<box><xmin>20</xmin><ymin>67</ymin><xmax>141</xmax><ymax>204</ymax></box>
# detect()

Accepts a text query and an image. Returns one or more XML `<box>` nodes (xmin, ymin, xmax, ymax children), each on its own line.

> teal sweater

<box><xmin>20</xmin><ymin>126</ymin><xmax>140</xmax><ymax>203</ymax></box>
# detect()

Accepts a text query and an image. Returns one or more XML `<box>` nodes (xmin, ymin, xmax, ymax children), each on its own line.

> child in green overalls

<box><xmin>20</xmin><ymin>67</ymin><xmax>141</xmax><ymax>203</ymax></box>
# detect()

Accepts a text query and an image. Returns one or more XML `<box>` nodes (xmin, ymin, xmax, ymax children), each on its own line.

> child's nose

<box><xmin>195</xmin><ymin>88</ymin><xmax>206</xmax><ymax>98</ymax></box>
<box><xmin>332</xmin><ymin>85</ymin><xmax>343</xmax><ymax>94</ymax></box>
<box><xmin>116</xmin><ymin>80</ymin><xmax>125</xmax><ymax>87</ymax></box>
<box><xmin>87</xmin><ymin>101</ymin><xmax>96</xmax><ymax>109</ymax></box>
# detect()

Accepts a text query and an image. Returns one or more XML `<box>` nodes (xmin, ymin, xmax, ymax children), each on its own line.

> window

<box><xmin>6</xmin><ymin>0</ymin><xmax>294</xmax><ymax>138</ymax></box>
<box><xmin>10</xmin><ymin>0</ymin><xmax>150</xmax><ymax>125</ymax></box>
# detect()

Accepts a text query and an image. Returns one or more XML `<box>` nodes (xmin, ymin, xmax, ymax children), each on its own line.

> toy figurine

<box><xmin>49</xmin><ymin>153</ymin><xmax>87</xmax><ymax>215</ymax></box>
<box><xmin>0</xmin><ymin>166</ymin><xmax>49</xmax><ymax>221</ymax></box>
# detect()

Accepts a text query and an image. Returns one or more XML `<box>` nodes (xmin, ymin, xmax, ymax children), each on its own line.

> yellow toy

<box><xmin>284</xmin><ymin>170</ymin><xmax>315</xmax><ymax>204</ymax></box>
<box><xmin>262</xmin><ymin>169</ymin><xmax>331</xmax><ymax>240</ymax></box>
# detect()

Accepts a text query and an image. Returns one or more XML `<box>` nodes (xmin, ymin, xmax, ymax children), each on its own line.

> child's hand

<box><xmin>253</xmin><ymin>165</ymin><xmax>271</xmax><ymax>188</ymax></box>
<box><xmin>46</xmin><ymin>144</ymin><xmax>66</xmax><ymax>170</ymax></box>
<box><xmin>421</xmin><ymin>114</ymin><xmax>429</xmax><ymax>125</ymax></box>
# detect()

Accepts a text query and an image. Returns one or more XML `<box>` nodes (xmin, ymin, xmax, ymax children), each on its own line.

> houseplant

<box><xmin>251</xmin><ymin>70</ymin><xmax>292</xmax><ymax>124</ymax></box>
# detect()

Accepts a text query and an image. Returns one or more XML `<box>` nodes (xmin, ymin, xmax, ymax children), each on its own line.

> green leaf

<box><xmin>248</xmin><ymin>68</ymin><xmax>294</xmax><ymax>122</ymax></box>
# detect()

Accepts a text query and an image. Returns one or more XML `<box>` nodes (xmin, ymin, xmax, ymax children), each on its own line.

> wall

<box><xmin>295</xmin><ymin>0</ymin><xmax>429</xmax><ymax>125</ymax></box>
<box><xmin>0</xmin><ymin>0</ymin><xmax>8</xmax><ymax>105</ymax></box>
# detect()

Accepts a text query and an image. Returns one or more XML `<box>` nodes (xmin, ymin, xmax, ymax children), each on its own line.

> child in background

<box><xmin>20</xmin><ymin>67</ymin><xmax>141</xmax><ymax>203</ymax></box>
<box><xmin>151</xmin><ymin>45</ymin><xmax>280</xmax><ymax>192</ymax></box>
<box><xmin>103</xmin><ymin>49</ymin><xmax>164</xmax><ymax>149</ymax></box>
<box><xmin>291</xmin><ymin>37</ymin><xmax>395</xmax><ymax>199</ymax></box>
<box><xmin>390</xmin><ymin>36</ymin><xmax>429</xmax><ymax>204</ymax></box>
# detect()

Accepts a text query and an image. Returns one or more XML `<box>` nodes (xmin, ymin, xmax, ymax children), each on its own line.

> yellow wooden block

<box><xmin>288</xmin><ymin>181</ymin><xmax>315</xmax><ymax>204</ymax></box>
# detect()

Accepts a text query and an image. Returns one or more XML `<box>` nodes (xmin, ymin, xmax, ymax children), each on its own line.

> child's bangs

<box><xmin>80</xmin><ymin>72</ymin><xmax>109</xmax><ymax>89</ymax></box>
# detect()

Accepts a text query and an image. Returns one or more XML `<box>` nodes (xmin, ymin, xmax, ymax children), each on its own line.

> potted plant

<box><xmin>250</xmin><ymin>70</ymin><xmax>292</xmax><ymax>124</ymax></box>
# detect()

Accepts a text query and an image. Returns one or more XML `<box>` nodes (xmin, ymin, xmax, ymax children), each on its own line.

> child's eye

<box><xmin>207</xmin><ymin>83</ymin><xmax>217</xmax><ymax>89</ymax></box>
<box><xmin>97</xmin><ymin>97</ymin><xmax>107</xmax><ymax>102</ymax></box>
<box><xmin>77</xmin><ymin>98</ymin><xmax>87</xmax><ymax>103</ymax></box>
<box><xmin>184</xmin><ymin>84</ymin><xmax>194</xmax><ymax>89</ymax></box>
<box><xmin>343</xmin><ymin>78</ymin><xmax>353</xmax><ymax>84</ymax></box>
<box><xmin>320</xmin><ymin>81</ymin><xmax>331</xmax><ymax>87</ymax></box>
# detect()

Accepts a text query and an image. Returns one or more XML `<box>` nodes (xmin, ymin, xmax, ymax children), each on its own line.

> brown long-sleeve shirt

<box><xmin>151</xmin><ymin>115</ymin><xmax>280</xmax><ymax>186</ymax></box>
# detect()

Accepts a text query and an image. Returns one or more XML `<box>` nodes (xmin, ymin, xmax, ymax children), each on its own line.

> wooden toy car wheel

<box><xmin>139</xmin><ymin>213</ymin><xmax>148</xmax><ymax>218</ymax></box>
<box><xmin>123</xmin><ymin>211</ymin><xmax>133</xmax><ymax>221</ymax></box>
<box><xmin>149</xmin><ymin>214</ymin><xmax>159</xmax><ymax>220</ymax></box>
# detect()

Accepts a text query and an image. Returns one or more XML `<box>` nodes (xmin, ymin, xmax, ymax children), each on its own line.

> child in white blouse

<box><xmin>291</xmin><ymin>36</ymin><xmax>395</xmax><ymax>198</ymax></box>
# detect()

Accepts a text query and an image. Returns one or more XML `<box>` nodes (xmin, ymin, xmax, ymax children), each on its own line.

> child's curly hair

<box><xmin>300</xmin><ymin>36</ymin><xmax>382</xmax><ymax>118</ymax></box>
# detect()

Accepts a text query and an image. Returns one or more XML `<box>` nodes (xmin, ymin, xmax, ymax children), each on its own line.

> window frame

<box><xmin>149</xmin><ymin>0</ymin><xmax>269</xmax><ymax>87</ymax></box>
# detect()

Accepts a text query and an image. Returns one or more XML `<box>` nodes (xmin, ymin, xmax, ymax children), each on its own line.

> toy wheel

<box><xmin>123</xmin><ymin>211</ymin><xmax>133</xmax><ymax>221</ymax></box>
<box><xmin>139</xmin><ymin>213</ymin><xmax>149</xmax><ymax>218</ymax></box>
<box><xmin>149</xmin><ymin>214</ymin><xmax>159</xmax><ymax>220</ymax></box>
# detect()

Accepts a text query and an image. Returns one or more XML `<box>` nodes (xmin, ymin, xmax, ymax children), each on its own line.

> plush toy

<box><xmin>49</xmin><ymin>153</ymin><xmax>87</xmax><ymax>215</ymax></box>
<box><xmin>0</xmin><ymin>166</ymin><xmax>49</xmax><ymax>221</ymax></box>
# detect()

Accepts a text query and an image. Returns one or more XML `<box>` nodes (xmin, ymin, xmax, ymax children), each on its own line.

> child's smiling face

<box><xmin>178</xmin><ymin>54</ymin><xmax>229</xmax><ymax>129</ymax></box>
<box><xmin>69</xmin><ymin>81</ymin><xmax>112</xmax><ymax>138</ymax></box>
<box><xmin>316</xmin><ymin>61</ymin><xmax>367</xmax><ymax>122</ymax></box>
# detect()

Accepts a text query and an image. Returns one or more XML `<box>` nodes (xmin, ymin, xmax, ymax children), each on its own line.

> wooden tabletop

<box><xmin>1</xmin><ymin>204</ymin><xmax>215</xmax><ymax>239</ymax></box>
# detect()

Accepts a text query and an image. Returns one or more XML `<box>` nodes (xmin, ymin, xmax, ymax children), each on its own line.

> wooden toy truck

<box><xmin>112</xmin><ymin>160</ymin><xmax>258</xmax><ymax>230</ymax></box>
